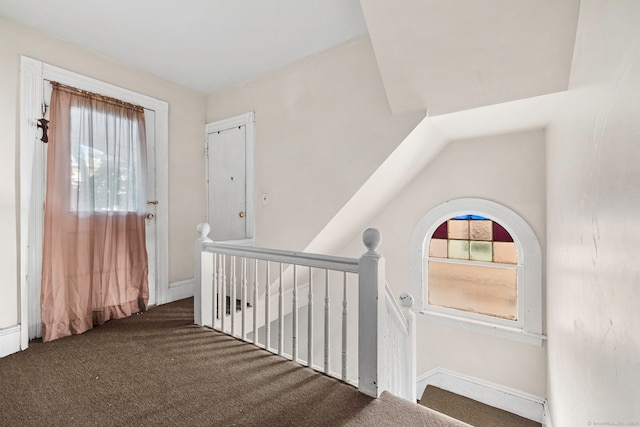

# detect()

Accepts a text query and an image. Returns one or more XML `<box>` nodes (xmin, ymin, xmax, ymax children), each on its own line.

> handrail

<box><xmin>201</xmin><ymin>241</ymin><xmax>359</xmax><ymax>273</ymax></box>
<box><xmin>384</xmin><ymin>282</ymin><xmax>409</xmax><ymax>335</ymax></box>
<box><xmin>195</xmin><ymin>224</ymin><xmax>416</xmax><ymax>402</ymax></box>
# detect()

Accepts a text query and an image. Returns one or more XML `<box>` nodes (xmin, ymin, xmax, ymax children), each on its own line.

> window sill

<box><xmin>416</xmin><ymin>309</ymin><xmax>545</xmax><ymax>346</ymax></box>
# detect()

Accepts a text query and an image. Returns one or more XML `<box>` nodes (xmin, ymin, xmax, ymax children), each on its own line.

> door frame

<box><xmin>205</xmin><ymin>112</ymin><xmax>255</xmax><ymax>243</ymax></box>
<box><xmin>19</xmin><ymin>56</ymin><xmax>169</xmax><ymax>349</ymax></box>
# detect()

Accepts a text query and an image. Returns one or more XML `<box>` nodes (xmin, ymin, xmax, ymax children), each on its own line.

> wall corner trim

<box><xmin>167</xmin><ymin>279</ymin><xmax>195</xmax><ymax>303</ymax></box>
<box><xmin>0</xmin><ymin>325</ymin><xmax>22</xmax><ymax>358</ymax></box>
<box><xmin>416</xmin><ymin>367</ymin><xmax>546</xmax><ymax>424</ymax></box>
<box><xmin>543</xmin><ymin>400</ymin><xmax>554</xmax><ymax>427</ymax></box>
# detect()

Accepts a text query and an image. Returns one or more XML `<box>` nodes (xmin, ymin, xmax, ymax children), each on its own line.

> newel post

<box><xmin>358</xmin><ymin>228</ymin><xmax>386</xmax><ymax>398</ymax></box>
<box><xmin>194</xmin><ymin>223</ymin><xmax>212</xmax><ymax>326</ymax></box>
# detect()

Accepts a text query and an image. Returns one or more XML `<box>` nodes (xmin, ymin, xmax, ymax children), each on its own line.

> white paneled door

<box><xmin>206</xmin><ymin>123</ymin><xmax>251</xmax><ymax>242</ymax></box>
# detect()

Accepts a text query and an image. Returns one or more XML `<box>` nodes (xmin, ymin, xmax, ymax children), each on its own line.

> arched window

<box><xmin>410</xmin><ymin>199</ymin><xmax>543</xmax><ymax>345</ymax></box>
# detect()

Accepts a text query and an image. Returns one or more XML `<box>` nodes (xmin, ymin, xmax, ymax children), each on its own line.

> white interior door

<box><xmin>207</xmin><ymin>126</ymin><xmax>248</xmax><ymax>241</ymax></box>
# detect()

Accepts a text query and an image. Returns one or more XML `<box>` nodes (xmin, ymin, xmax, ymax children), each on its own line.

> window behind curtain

<box><xmin>69</xmin><ymin>106</ymin><xmax>144</xmax><ymax>213</ymax></box>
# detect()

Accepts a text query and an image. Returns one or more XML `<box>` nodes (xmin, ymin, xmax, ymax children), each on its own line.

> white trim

<box><xmin>416</xmin><ymin>311</ymin><xmax>546</xmax><ymax>345</ymax></box>
<box><xmin>205</xmin><ymin>112</ymin><xmax>254</xmax><ymax>133</ymax></box>
<box><xmin>417</xmin><ymin>367</ymin><xmax>545</xmax><ymax>424</ymax></box>
<box><xmin>0</xmin><ymin>326</ymin><xmax>22</xmax><ymax>358</ymax></box>
<box><xmin>19</xmin><ymin>57</ymin><xmax>170</xmax><ymax>346</ymax></box>
<box><xmin>19</xmin><ymin>56</ymin><xmax>44</xmax><ymax>349</ymax></box>
<box><xmin>205</xmin><ymin>112</ymin><xmax>255</xmax><ymax>240</ymax></box>
<box><xmin>167</xmin><ymin>279</ymin><xmax>195</xmax><ymax>303</ymax></box>
<box><xmin>543</xmin><ymin>400</ymin><xmax>554</xmax><ymax>427</ymax></box>
<box><xmin>213</xmin><ymin>238</ymin><xmax>255</xmax><ymax>246</ymax></box>
<box><xmin>410</xmin><ymin>198</ymin><xmax>543</xmax><ymax>345</ymax></box>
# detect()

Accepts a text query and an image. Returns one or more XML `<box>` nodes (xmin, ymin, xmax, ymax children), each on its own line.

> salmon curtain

<box><xmin>41</xmin><ymin>82</ymin><xmax>149</xmax><ymax>343</ymax></box>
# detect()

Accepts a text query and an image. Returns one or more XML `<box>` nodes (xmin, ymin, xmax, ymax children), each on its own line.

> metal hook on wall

<box><xmin>37</xmin><ymin>118</ymin><xmax>49</xmax><ymax>143</ymax></box>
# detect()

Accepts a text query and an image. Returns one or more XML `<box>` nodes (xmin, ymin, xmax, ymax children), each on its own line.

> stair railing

<box><xmin>194</xmin><ymin>223</ymin><xmax>416</xmax><ymax>400</ymax></box>
<box><xmin>383</xmin><ymin>283</ymin><xmax>417</xmax><ymax>402</ymax></box>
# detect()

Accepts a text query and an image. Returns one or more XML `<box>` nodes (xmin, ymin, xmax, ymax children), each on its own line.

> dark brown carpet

<box><xmin>0</xmin><ymin>298</ymin><xmax>467</xmax><ymax>427</ymax></box>
<box><xmin>419</xmin><ymin>386</ymin><xmax>541</xmax><ymax>427</ymax></box>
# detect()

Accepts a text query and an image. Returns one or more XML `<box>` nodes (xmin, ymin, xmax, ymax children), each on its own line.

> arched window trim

<box><xmin>410</xmin><ymin>198</ymin><xmax>544</xmax><ymax>346</ymax></box>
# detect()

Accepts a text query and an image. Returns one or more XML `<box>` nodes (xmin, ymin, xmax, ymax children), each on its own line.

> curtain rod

<box><xmin>50</xmin><ymin>81</ymin><xmax>144</xmax><ymax>113</ymax></box>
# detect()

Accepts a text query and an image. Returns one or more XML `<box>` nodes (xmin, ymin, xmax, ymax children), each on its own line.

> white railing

<box><xmin>383</xmin><ymin>284</ymin><xmax>417</xmax><ymax>402</ymax></box>
<box><xmin>194</xmin><ymin>223</ymin><xmax>416</xmax><ymax>400</ymax></box>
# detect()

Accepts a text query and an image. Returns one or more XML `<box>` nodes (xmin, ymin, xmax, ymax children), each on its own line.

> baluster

<box><xmin>324</xmin><ymin>269</ymin><xmax>330</xmax><ymax>375</ymax></box>
<box><xmin>341</xmin><ymin>271</ymin><xmax>347</xmax><ymax>382</ymax></box>
<box><xmin>307</xmin><ymin>266</ymin><xmax>313</xmax><ymax>368</ymax></box>
<box><xmin>231</xmin><ymin>256</ymin><xmax>237</xmax><ymax>337</ymax></box>
<box><xmin>212</xmin><ymin>253</ymin><xmax>218</xmax><ymax>328</ymax></box>
<box><xmin>292</xmin><ymin>264</ymin><xmax>298</xmax><ymax>363</ymax></box>
<box><xmin>241</xmin><ymin>257</ymin><xmax>247</xmax><ymax>340</ymax></box>
<box><xmin>265</xmin><ymin>261</ymin><xmax>271</xmax><ymax>351</ymax></box>
<box><xmin>253</xmin><ymin>258</ymin><xmax>258</xmax><ymax>345</ymax></box>
<box><xmin>278</xmin><ymin>262</ymin><xmax>284</xmax><ymax>356</ymax></box>
<box><xmin>220</xmin><ymin>254</ymin><xmax>227</xmax><ymax>333</ymax></box>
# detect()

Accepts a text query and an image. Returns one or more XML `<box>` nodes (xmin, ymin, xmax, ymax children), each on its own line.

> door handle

<box><xmin>146</xmin><ymin>213</ymin><xmax>155</xmax><ymax>220</ymax></box>
<box><xmin>239</xmin><ymin>211</ymin><xmax>245</xmax><ymax>218</ymax></box>
<box><xmin>147</xmin><ymin>200</ymin><xmax>159</xmax><ymax>205</ymax></box>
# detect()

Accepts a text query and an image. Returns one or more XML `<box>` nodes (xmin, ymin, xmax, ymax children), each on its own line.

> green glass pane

<box><xmin>470</xmin><ymin>220</ymin><xmax>492</xmax><ymax>241</ymax></box>
<box><xmin>470</xmin><ymin>241</ymin><xmax>492</xmax><ymax>261</ymax></box>
<box><xmin>447</xmin><ymin>220</ymin><xmax>469</xmax><ymax>239</ymax></box>
<box><xmin>448</xmin><ymin>240</ymin><xmax>469</xmax><ymax>260</ymax></box>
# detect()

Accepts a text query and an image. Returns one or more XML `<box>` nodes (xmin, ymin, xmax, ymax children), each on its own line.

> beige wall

<box><xmin>206</xmin><ymin>36</ymin><xmax>424</xmax><ymax>251</ymax></box>
<box><xmin>0</xmin><ymin>17</ymin><xmax>206</xmax><ymax>328</ymax></box>
<box><xmin>546</xmin><ymin>1</ymin><xmax>640</xmax><ymax>424</ymax></box>
<box><xmin>340</xmin><ymin>129</ymin><xmax>547</xmax><ymax>397</ymax></box>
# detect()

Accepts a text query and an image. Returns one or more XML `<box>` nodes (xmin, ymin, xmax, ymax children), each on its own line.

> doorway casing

<box><xmin>19</xmin><ymin>56</ymin><xmax>169</xmax><ymax>349</ymax></box>
<box><xmin>205</xmin><ymin>112</ymin><xmax>255</xmax><ymax>244</ymax></box>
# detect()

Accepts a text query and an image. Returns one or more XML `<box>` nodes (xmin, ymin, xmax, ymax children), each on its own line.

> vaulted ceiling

<box><xmin>0</xmin><ymin>0</ymin><xmax>581</xmax><ymax>115</ymax></box>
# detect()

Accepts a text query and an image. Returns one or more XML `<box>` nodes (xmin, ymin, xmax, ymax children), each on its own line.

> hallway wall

<box><xmin>340</xmin><ymin>129</ymin><xmax>547</xmax><ymax>397</ymax></box>
<box><xmin>546</xmin><ymin>0</ymin><xmax>640</xmax><ymax>424</ymax></box>
<box><xmin>206</xmin><ymin>36</ymin><xmax>424</xmax><ymax>252</ymax></box>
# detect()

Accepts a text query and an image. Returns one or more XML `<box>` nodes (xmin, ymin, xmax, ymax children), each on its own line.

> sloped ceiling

<box><xmin>361</xmin><ymin>0</ymin><xmax>581</xmax><ymax>115</ymax></box>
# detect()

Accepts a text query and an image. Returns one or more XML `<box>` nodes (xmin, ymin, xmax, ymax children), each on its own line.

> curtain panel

<box><xmin>41</xmin><ymin>83</ymin><xmax>149</xmax><ymax>343</ymax></box>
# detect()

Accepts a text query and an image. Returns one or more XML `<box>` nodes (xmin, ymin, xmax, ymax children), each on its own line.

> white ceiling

<box><xmin>361</xmin><ymin>0</ymin><xmax>580</xmax><ymax>115</ymax></box>
<box><xmin>0</xmin><ymin>0</ymin><xmax>368</xmax><ymax>94</ymax></box>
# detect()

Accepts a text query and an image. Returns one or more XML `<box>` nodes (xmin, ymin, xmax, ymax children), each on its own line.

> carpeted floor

<box><xmin>419</xmin><ymin>386</ymin><xmax>542</xmax><ymax>427</ymax></box>
<box><xmin>0</xmin><ymin>298</ymin><xmax>467</xmax><ymax>427</ymax></box>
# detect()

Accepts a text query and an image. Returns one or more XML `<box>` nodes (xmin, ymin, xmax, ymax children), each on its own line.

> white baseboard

<box><xmin>417</xmin><ymin>367</ymin><xmax>546</xmax><ymax>424</ymax></box>
<box><xmin>0</xmin><ymin>325</ymin><xmax>22</xmax><ymax>358</ymax></box>
<box><xmin>167</xmin><ymin>279</ymin><xmax>195</xmax><ymax>303</ymax></box>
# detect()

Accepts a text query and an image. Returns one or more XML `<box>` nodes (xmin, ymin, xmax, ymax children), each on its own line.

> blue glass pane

<box><xmin>470</xmin><ymin>215</ymin><xmax>488</xmax><ymax>220</ymax></box>
<box><xmin>452</xmin><ymin>215</ymin><xmax>471</xmax><ymax>220</ymax></box>
<box><xmin>452</xmin><ymin>214</ymin><xmax>489</xmax><ymax>220</ymax></box>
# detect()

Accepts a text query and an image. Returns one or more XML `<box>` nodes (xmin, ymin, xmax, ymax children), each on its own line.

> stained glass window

<box><xmin>429</xmin><ymin>216</ymin><xmax>517</xmax><ymax>265</ymax></box>
<box><xmin>427</xmin><ymin>215</ymin><xmax>518</xmax><ymax>320</ymax></box>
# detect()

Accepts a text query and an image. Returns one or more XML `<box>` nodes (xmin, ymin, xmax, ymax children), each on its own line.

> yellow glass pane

<box><xmin>447</xmin><ymin>220</ymin><xmax>469</xmax><ymax>240</ymax></box>
<box><xmin>429</xmin><ymin>238</ymin><xmax>448</xmax><ymax>258</ymax></box>
<box><xmin>470</xmin><ymin>241</ymin><xmax>492</xmax><ymax>262</ymax></box>
<box><xmin>427</xmin><ymin>261</ymin><xmax>517</xmax><ymax>320</ymax></box>
<box><xmin>470</xmin><ymin>220</ymin><xmax>492</xmax><ymax>241</ymax></box>
<box><xmin>448</xmin><ymin>240</ymin><xmax>469</xmax><ymax>260</ymax></box>
<box><xmin>493</xmin><ymin>241</ymin><xmax>518</xmax><ymax>264</ymax></box>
